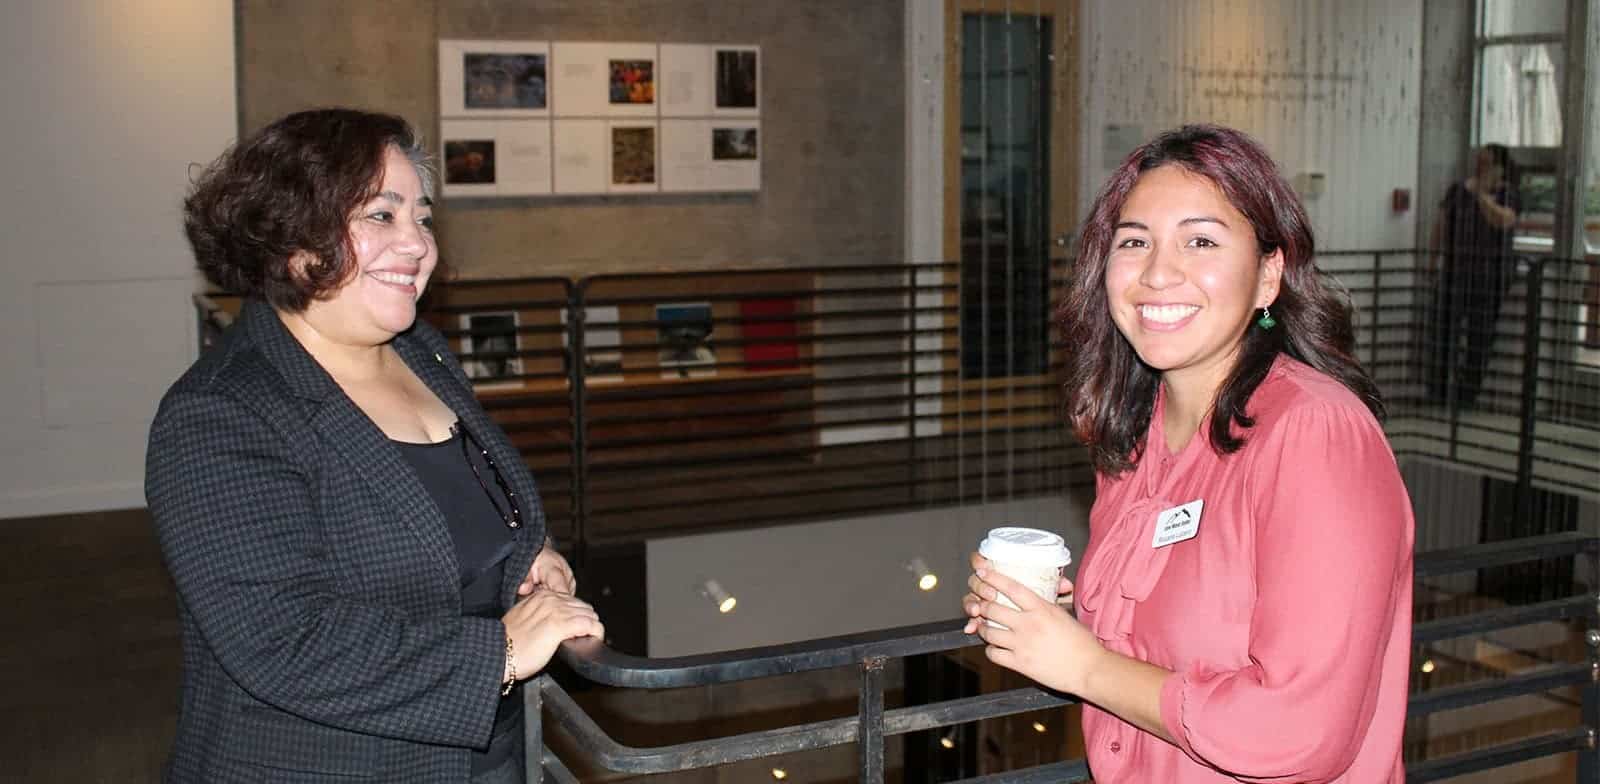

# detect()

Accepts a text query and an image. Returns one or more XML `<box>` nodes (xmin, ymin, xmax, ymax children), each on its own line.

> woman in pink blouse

<box><xmin>963</xmin><ymin>125</ymin><xmax>1413</xmax><ymax>782</ymax></box>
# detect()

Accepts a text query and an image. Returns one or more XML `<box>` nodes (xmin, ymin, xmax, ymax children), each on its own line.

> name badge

<box><xmin>1152</xmin><ymin>499</ymin><xmax>1203</xmax><ymax>548</ymax></box>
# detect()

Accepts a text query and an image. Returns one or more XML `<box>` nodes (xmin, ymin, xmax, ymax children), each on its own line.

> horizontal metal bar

<box><xmin>1413</xmin><ymin>532</ymin><xmax>1597</xmax><ymax>579</ymax></box>
<box><xmin>1407</xmin><ymin>662</ymin><xmax>1592</xmax><ymax>717</ymax></box>
<box><xmin>949</xmin><ymin>759</ymin><xmax>1092</xmax><ymax>783</ymax></box>
<box><xmin>1413</xmin><ymin>595</ymin><xmax>1598</xmax><ymax>643</ymax></box>
<box><xmin>1405</xmin><ymin>727</ymin><xmax>1592</xmax><ymax>783</ymax></box>
<box><xmin>558</xmin><ymin>618</ymin><xmax>975</xmax><ymax>688</ymax></box>
<box><xmin>541</xmin><ymin>675</ymin><xmax>1072</xmax><ymax>774</ymax></box>
<box><xmin>884</xmin><ymin>688</ymin><xmax>1075</xmax><ymax>735</ymax></box>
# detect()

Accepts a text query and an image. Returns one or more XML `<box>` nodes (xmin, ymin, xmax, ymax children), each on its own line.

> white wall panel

<box><xmin>0</xmin><ymin>1</ymin><xmax>235</xmax><ymax>518</ymax></box>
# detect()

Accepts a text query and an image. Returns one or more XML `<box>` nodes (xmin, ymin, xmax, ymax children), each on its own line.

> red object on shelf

<box><xmin>739</xmin><ymin>298</ymin><xmax>800</xmax><ymax>370</ymax></box>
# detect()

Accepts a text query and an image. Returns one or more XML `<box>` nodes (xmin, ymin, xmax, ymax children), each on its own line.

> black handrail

<box><xmin>529</xmin><ymin>531</ymin><xmax>1600</xmax><ymax>782</ymax></box>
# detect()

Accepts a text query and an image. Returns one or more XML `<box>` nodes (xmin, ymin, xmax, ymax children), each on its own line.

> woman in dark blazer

<box><xmin>145</xmin><ymin>108</ymin><xmax>602</xmax><ymax>783</ymax></box>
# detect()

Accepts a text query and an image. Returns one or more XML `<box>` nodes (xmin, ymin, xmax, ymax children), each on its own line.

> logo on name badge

<box><xmin>1152</xmin><ymin>499</ymin><xmax>1203</xmax><ymax>548</ymax></box>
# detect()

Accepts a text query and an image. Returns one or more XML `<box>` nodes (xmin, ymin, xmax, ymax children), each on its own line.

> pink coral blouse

<box><xmin>1074</xmin><ymin>357</ymin><xmax>1413</xmax><ymax>783</ymax></box>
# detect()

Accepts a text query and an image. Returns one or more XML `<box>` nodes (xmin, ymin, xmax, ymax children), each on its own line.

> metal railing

<box><xmin>192</xmin><ymin>253</ymin><xmax>1600</xmax><ymax>553</ymax></box>
<box><xmin>518</xmin><ymin>532</ymin><xmax>1600</xmax><ymax>782</ymax></box>
<box><xmin>190</xmin><ymin>251</ymin><xmax>1600</xmax><ymax>780</ymax></box>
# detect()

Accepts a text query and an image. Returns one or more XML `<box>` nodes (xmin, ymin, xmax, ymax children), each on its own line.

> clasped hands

<box><xmin>962</xmin><ymin>551</ymin><xmax>1106</xmax><ymax>696</ymax></box>
<box><xmin>502</xmin><ymin>539</ymin><xmax>604</xmax><ymax>684</ymax></box>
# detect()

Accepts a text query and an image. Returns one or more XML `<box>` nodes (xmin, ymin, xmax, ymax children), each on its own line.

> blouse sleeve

<box><xmin>1157</xmin><ymin>400</ymin><xmax>1413</xmax><ymax>783</ymax></box>
<box><xmin>145</xmin><ymin>386</ymin><xmax>505</xmax><ymax>748</ymax></box>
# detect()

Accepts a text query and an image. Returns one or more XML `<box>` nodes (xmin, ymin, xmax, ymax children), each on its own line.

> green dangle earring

<box><xmin>1257</xmin><ymin>306</ymin><xmax>1277</xmax><ymax>330</ymax></box>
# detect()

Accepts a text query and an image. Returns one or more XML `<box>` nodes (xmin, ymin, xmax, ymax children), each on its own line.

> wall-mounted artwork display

<box><xmin>660</xmin><ymin>120</ymin><xmax>760</xmax><ymax>192</ymax></box>
<box><xmin>460</xmin><ymin>311</ymin><xmax>523</xmax><ymax>388</ymax></box>
<box><xmin>656</xmin><ymin>302</ymin><xmax>716</xmax><ymax>378</ymax></box>
<box><xmin>609</xmin><ymin>122</ymin><xmax>658</xmax><ymax>192</ymax></box>
<box><xmin>659</xmin><ymin>44</ymin><xmax>760</xmax><ymax>118</ymax></box>
<box><xmin>440</xmin><ymin>40</ymin><xmax>551</xmax><ymax>118</ymax></box>
<box><xmin>714</xmin><ymin>48</ymin><xmax>759</xmax><ymax>113</ymax></box>
<box><xmin>439</xmin><ymin>40</ymin><xmax>759</xmax><ymax>198</ymax></box>
<box><xmin>440</xmin><ymin>119</ymin><xmax>552</xmax><ymax>197</ymax></box>
<box><xmin>550</xmin><ymin>42</ymin><xmax>657</xmax><ymax>118</ymax></box>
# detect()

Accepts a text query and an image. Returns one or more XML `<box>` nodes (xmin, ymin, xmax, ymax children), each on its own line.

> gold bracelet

<box><xmin>501</xmin><ymin>634</ymin><xmax>516</xmax><ymax>696</ymax></box>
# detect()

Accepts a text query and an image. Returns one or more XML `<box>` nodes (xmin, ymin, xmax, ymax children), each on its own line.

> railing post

<box><xmin>1515</xmin><ymin>259</ymin><xmax>1544</xmax><ymax>528</ymax></box>
<box><xmin>569</xmin><ymin>280</ymin><xmax>589</xmax><ymax>576</ymax></box>
<box><xmin>859</xmin><ymin>656</ymin><xmax>887</xmax><ymax>784</ymax></box>
<box><xmin>525</xmin><ymin>677</ymin><xmax>545</xmax><ymax>784</ymax></box>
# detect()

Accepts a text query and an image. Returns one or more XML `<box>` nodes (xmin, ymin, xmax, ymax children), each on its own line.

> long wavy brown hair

<box><xmin>1057</xmin><ymin>124</ymin><xmax>1383</xmax><ymax>476</ymax></box>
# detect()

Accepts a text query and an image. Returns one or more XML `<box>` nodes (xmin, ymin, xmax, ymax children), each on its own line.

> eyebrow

<box><xmin>1112</xmin><ymin>216</ymin><xmax>1230</xmax><ymax>231</ymax></box>
<box><xmin>375</xmin><ymin>190</ymin><xmax>433</xmax><ymax>208</ymax></box>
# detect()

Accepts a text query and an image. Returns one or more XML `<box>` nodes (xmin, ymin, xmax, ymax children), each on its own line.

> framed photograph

<box><xmin>609</xmin><ymin>59</ymin><xmax>655</xmax><ymax>105</ymax></box>
<box><xmin>444</xmin><ymin>139</ymin><xmax>496</xmax><ymax>184</ymax></box>
<box><xmin>712</xmin><ymin>127</ymin><xmax>757</xmax><ymax>160</ymax></box>
<box><xmin>440</xmin><ymin>119</ymin><xmax>553</xmax><ymax>197</ymax></box>
<box><xmin>460</xmin><ymin>311</ymin><xmax>523</xmax><ymax>388</ymax></box>
<box><xmin>656</xmin><ymin>302</ymin><xmax>716</xmax><ymax>378</ymax></box>
<box><xmin>440</xmin><ymin>40</ymin><xmax>551</xmax><ymax>118</ymax></box>
<box><xmin>609</xmin><ymin>122</ymin><xmax>658</xmax><ymax>193</ymax></box>
<box><xmin>552</xmin><ymin>42</ymin><xmax>657</xmax><ymax>118</ymax></box>
<box><xmin>713</xmin><ymin>47</ymin><xmax>759</xmax><ymax>114</ymax></box>
<box><xmin>661</xmin><ymin>120</ymin><xmax>759</xmax><ymax>192</ymax></box>
<box><xmin>466</xmin><ymin>53</ymin><xmax>546</xmax><ymax>109</ymax></box>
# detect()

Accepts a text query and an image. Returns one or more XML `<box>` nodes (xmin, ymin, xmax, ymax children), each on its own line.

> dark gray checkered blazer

<box><xmin>146</xmin><ymin>300</ymin><xmax>546</xmax><ymax>782</ymax></box>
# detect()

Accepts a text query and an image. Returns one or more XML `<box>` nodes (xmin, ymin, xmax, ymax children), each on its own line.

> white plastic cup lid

<box><xmin>979</xmin><ymin>526</ymin><xmax>1071</xmax><ymax>568</ymax></box>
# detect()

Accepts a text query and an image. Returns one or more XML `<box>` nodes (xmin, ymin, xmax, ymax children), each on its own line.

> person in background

<box><xmin>147</xmin><ymin>108</ymin><xmax>602</xmax><ymax>783</ymax></box>
<box><xmin>964</xmin><ymin>124</ymin><xmax>1414</xmax><ymax>782</ymax></box>
<box><xmin>1425</xmin><ymin>143</ymin><xmax>1520</xmax><ymax>408</ymax></box>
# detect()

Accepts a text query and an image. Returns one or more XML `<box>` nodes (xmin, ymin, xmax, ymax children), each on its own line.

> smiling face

<box><xmin>1104</xmin><ymin>164</ymin><xmax>1282</xmax><ymax>399</ymax></box>
<box><xmin>296</xmin><ymin>146</ymin><xmax>437</xmax><ymax>347</ymax></box>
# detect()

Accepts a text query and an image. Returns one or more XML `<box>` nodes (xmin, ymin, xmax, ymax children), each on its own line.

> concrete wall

<box><xmin>0</xmin><ymin>1</ymin><xmax>236</xmax><ymax>518</ymax></box>
<box><xmin>1078</xmin><ymin>0</ymin><xmax>1424</xmax><ymax>252</ymax></box>
<box><xmin>236</xmin><ymin>0</ymin><xmax>906</xmax><ymax>280</ymax></box>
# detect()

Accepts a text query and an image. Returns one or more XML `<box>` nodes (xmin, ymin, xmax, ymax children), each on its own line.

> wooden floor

<box><xmin>1</xmin><ymin>508</ymin><xmax>179</xmax><ymax>782</ymax></box>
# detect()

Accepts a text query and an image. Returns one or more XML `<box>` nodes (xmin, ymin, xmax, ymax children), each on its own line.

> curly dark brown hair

<box><xmin>1057</xmin><ymin>124</ymin><xmax>1384</xmax><ymax>476</ymax></box>
<box><xmin>182</xmin><ymin>108</ymin><xmax>434</xmax><ymax>312</ymax></box>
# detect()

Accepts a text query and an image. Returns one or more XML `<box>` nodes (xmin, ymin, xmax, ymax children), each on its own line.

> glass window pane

<box><xmin>1481</xmin><ymin>0</ymin><xmax>1566</xmax><ymax>37</ymax></box>
<box><xmin>1478</xmin><ymin>43</ymin><xmax>1564</xmax><ymax>146</ymax></box>
<box><xmin>959</xmin><ymin>12</ymin><xmax>1052</xmax><ymax>380</ymax></box>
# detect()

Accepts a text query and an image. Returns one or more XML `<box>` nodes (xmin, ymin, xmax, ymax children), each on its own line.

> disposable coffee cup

<box><xmin>978</xmin><ymin>526</ymin><xmax>1072</xmax><ymax>628</ymax></box>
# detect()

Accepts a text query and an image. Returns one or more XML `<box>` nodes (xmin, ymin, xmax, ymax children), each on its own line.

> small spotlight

<box><xmin>1420</xmin><ymin>659</ymin><xmax>1435</xmax><ymax>674</ymax></box>
<box><xmin>771</xmin><ymin>768</ymin><xmax>788</xmax><ymax>780</ymax></box>
<box><xmin>699</xmin><ymin>579</ymin><xmax>737</xmax><ymax>614</ymax></box>
<box><xmin>939</xmin><ymin>733</ymin><xmax>956</xmax><ymax>750</ymax></box>
<box><xmin>906</xmin><ymin>557</ymin><xmax>939</xmax><ymax>591</ymax></box>
<box><xmin>1032</xmin><ymin>721</ymin><xmax>1047</xmax><ymax>733</ymax></box>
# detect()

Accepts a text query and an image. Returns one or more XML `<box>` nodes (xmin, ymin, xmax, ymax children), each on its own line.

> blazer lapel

<box><xmin>392</xmin><ymin>331</ymin><xmax>544</xmax><ymax>604</ymax></box>
<box><xmin>243</xmin><ymin>301</ymin><xmax>461</xmax><ymax>599</ymax></box>
<box><xmin>391</xmin><ymin>332</ymin><xmax>544</xmax><ymax>541</ymax></box>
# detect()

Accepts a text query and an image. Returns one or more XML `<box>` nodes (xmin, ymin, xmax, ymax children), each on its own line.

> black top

<box><xmin>1441</xmin><ymin>181</ymin><xmax>1519</xmax><ymax>289</ymax></box>
<box><xmin>393</xmin><ymin>425</ymin><xmax>523</xmax><ymax>773</ymax></box>
<box><xmin>393</xmin><ymin>426</ymin><xmax>518</xmax><ymax>616</ymax></box>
